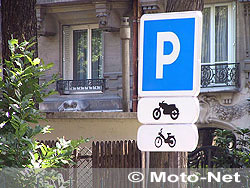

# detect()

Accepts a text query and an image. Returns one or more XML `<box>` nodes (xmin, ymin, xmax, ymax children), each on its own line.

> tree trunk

<box><xmin>1</xmin><ymin>0</ymin><xmax>37</xmax><ymax>61</ymax></box>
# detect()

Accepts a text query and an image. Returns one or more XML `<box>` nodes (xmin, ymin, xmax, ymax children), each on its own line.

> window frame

<box><xmin>202</xmin><ymin>2</ymin><xmax>236</xmax><ymax>66</ymax></box>
<box><xmin>200</xmin><ymin>2</ymin><xmax>239</xmax><ymax>90</ymax></box>
<box><xmin>63</xmin><ymin>24</ymin><xmax>104</xmax><ymax>80</ymax></box>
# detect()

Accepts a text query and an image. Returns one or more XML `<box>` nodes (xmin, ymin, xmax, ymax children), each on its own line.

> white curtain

<box><xmin>215</xmin><ymin>6</ymin><xmax>228</xmax><ymax>62</ymax></box>
<box><xmin>201</xmin><ymin>8</ymin><xmax>211</xmax><ymax>63</ymax></box>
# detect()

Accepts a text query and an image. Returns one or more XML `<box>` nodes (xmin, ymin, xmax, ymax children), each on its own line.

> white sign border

<box><xmin>138</xmin><ymin>11</ymin><xmax>203</xmax><ymax>97</ymax></box>
<box><xmin>137</xmin><ymin>124</ymin><xmax>199</xmax><ymax>152</ymax></box>
<box><xmin>137</xmin><ymin>97</ymin><xmax>200</xmax><ymax>124</ymax></box>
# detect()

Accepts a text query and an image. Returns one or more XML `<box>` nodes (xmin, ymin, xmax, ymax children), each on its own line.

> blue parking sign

<box><xmin>138</xmin><ymin>12</ymin><xmax>202</xmax><ymax>97</ymax></box>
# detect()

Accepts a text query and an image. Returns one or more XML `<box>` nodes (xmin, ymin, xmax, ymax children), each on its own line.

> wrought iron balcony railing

<box><xmin>56</xmin><ymin>63</ymin><xmax>239</xmax><ymax>94</ymax></box>
<box><xmin>56</xmin><ymin>79</ymin><xmax>105</xmax><ymax>94</ymax></box>
<box><xmin>201</xmin><ymin>63</ymin><xmax>240</xmax><ymax>88</ymax></box>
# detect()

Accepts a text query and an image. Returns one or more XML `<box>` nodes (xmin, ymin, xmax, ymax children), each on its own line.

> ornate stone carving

<box><xmin>58</xmin><ymin>100</ymin><xmax>90</xmax><ymax>112</ymax></box>
<box><xmin>198</xmin><ymin>96</ymin><xmax>211</xmax><ymax>124</ymax></box>
<box><xmin>140</xmin><ymin>0</ymin><xmax>165</xmax><ymax>14</ymax></box>
<box><xmin>198</xmin><ymin>95</ymin><xmax>249</xmax><ymax>123</ymax></box>
<box><xmin>94</xmin><ymin>1</ymin><xmax>120</xmax><ymax>32</ymax></box>
<box><xmin>36</xmin><ymin>5</ymin><xmax>56</xmax><ymax>36</ymax></box>
<box><xmin>213</xmin><ymin>101</ymin><xmax>248</xmax><ymax>121</ymax></box>
<box><xmin>95</xmin><ymin>3</ymin><xmax>111</xmax><ymax>27</ymax></box>
<box><xmin>36</xmin><ymin>5</ymin><xmax>46</xmax><ymax>36</ymax></box>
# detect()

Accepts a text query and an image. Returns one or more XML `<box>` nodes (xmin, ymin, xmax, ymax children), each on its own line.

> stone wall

<box><xmin>35</xmin><ymin>112</ymin><xmax>140</xmax><ymax>147</ymax></box>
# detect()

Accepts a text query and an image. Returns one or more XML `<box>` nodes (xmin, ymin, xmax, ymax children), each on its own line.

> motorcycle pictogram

<box><xmin>155</xmin><ymin>128</ymin><xmax>176</xmax><ymax>148</ymax></box>
<box><xmin>153</xmin><ymin>101</ymin><xmax>179</xmax><ymax>120</ymax></box>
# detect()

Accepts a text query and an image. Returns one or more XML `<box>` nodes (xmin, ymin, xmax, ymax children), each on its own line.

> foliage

<box><xmin>0</xmin><ymin>38</ymin><xmax>86</xmax><ymax>168</ymax></box>
<box><xmin>29</xmin><ymin>137</ymin><xmax>87</xmax><ymax>168</ymax></box>
<box><xmin>213</xmin><ymin>128</ymin><xmax>250</xmax><ymax>168</ymax></box>
<box><xmin>1</xmin><ymin>168</ymin><xmax>71</xmax><ymax>188</ymax></box>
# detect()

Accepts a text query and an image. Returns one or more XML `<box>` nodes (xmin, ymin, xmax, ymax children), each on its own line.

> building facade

<box><xmin>2</xmin><ymin>0</ymin><xmax>250</xmax><ymax>143</ymax></box>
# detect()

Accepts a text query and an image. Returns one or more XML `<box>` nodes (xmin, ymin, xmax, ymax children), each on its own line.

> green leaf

<box><xmin>56</xmin><ymin>142</ymin><xmax>62</xmax><ymax>149</ymax></box>
<box><xmin>14</xmin><ymin>60</ymin><xmax>22</xmax><ymax>68</ymax></box>
<box><xmin>60</xmin><ymin>159</ymin><xmax>69</xmax><ymax>164</ymax></box>
<box><xmin>25</xmin><ymin>55</ymin><xmax>33</xmax><ymax>64</ymax></box>
<box><xmin>34</xmin><ymin>153</ymin><xmax>39</xmax><ymax>161</ymax></box>
<box><xmin>10</xmin><ymin>104</ymin><xmax>20</xmax><ymax>113</ymax></box>
<box><xmin>13</xmin><ymin>54</ymin><xmax>24</xmax><ymax>59</ymax></box>
<box><xmin>9</xmin><ymin>96</ymin><xmax>21</xmax><ymax>105</ymax></box>
<box><xmin>0</xmin><ymin>121</ymin><xmax>7</xmax><ymax>128</ymax></box>
<box><xmin>20</xmin><ymin>41</ymin><xmax>29</xmax><ymax>47</ymax></box>
<box><xmin>26</xmin><ymin>41</ymin><xmax>36</xmax><ymax>50</ymax></box>
<box><xmin>40</xmin><ymin>144</ymin><xmax>47</xmax><ymax>156</ymax></box>
<box><xmin>8</xmin><ymin>39</ymin><xmax>18</xmax><ymax>46</ymax></box>
<box><xmin>15</xmin><ymin>90</ymin><xmax>21</xmax><ymax>101</ymax></box>
<box><xmin>32</xmin><ymin>58</ymin><xmax>40</xmax><ymax>66</ymax></box>
<box><xmin>44</xmin><ymin>62</ymin><xmax>54</xmax><ymax>69</ymax></box>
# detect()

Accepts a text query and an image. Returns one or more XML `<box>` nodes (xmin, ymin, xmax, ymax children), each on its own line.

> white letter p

<box><xmin>156</xmin><ymin>32</ymin><xmax>180</xmax><ymax>79</ymax></box>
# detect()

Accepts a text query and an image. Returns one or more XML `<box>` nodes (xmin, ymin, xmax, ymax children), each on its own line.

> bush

<box><xmin>214</xmin><ymin>128</ymin><xmax>250</xmax><ymax>168</ymax></box>
<box><xmin>0</xmin><ymin>38</ymin><xmax>86</xmax><ymax>168</ymax></box>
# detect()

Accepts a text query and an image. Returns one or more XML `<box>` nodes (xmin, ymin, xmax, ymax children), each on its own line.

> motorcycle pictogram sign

<box><xmin>137</xmin><ymin>97</ymin><xmax>200</xmax><ymax>124</ymax></box>
<box><xmin>153</xmin><ymin>101</ymin><xmax>179</xmax><ymax>120</ymax></box>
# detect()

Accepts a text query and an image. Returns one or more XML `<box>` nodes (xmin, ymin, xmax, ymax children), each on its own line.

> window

<box><xmin>202</xmin><ymin>3</ymin><xmax>236</xmax><ymax>64</ymax></box>
<box><xmin>201</xmin><ymin>3</ymin><xmax>238</xmax><ymax>88</ymax></box>
<box><xmin>62</xmin><ymin>25</ymin><xmax>103</xmax><ymax>80</ymax></box>
<box><xmin>58</xmin><ymin>25</ymin><xmax>105</xmax><ymax>94</ymax></box>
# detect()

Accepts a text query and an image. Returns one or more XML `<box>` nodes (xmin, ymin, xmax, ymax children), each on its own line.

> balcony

<box><xmin>201</xmin><ymin>63</ymin><xmax>240</xmax><ymax>90</ymax></box>
<box><xmin>56</xmin><ymin>63</ymin><xmax>239</xmax><ymax>95</ymax></box>
<box><xmin>56</xmin><ymin>79</ymin><xmax>105</xmax><ymax>95</ymax></box>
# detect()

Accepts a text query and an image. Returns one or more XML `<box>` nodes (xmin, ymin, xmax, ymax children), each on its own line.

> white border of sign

<box><xmin>137</xmin><ymin>124</ymin><xmax>199</xmax><ymax>152</ymax></box>
<box><xmin>137</xmin><ymin>97</ymin><xmax>200</xmax><ymax>124</ymax></box>
<box><xmin>138</xmin><ymin>11</ymin><xmax>202</xmax><ymax>97</ymax></box>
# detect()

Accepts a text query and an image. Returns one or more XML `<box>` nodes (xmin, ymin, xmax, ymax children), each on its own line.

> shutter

<box><xmin>62</xmin><ymin>25</ymin><xmax>71</xmax><ymax>80</ymax></box>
